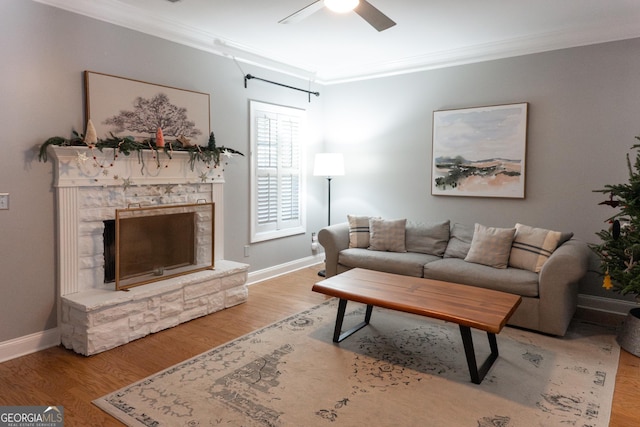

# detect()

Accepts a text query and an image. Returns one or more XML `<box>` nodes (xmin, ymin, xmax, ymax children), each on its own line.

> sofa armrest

<box><xmin>537</xmin><ymin>239</ymin><xmax>591</xmax><ymax>335</ymax></box>
<box><xmin>318</xmin><ymin>222</ymin><xmax>350</xmax><ymax>278</ymax></box>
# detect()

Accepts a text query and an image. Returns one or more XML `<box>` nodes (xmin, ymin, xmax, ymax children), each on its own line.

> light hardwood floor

<box><xmin>0</xmin><ymin>265</ymin><xmax>638</xmax><ymax>426</ymax></box>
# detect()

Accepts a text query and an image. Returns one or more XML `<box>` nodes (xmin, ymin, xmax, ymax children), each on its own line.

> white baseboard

<box><xmin>247</xmin><ymin>254</ymin><xmax>324</xmax><ymax>285</ymax></box>
<box><xmin>577</xmin><ymin>293</ymin><xmax>637</xmax><ymax>316</ymax></box>
<box><xmin>0</xmin><ymin>328</ymin><xmax>61</xmax><ymax>363</ymax></box>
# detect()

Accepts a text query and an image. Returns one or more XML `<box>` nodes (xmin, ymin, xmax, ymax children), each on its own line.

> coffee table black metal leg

<box><xmin>333</xmin><ymin>299</ymin><xmax>373</xmax><ymax>343</ymax></box>
<box><xmin>459</xmin><ymin>325</ymin><xmax>499</xmax><ymax>384</ymax></box>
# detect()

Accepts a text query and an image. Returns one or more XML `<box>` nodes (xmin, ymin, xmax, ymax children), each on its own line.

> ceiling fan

<box><xmin>279</xmin><ymin>0</ymin><xmax>396</xmax><ymax>32</ymax></box>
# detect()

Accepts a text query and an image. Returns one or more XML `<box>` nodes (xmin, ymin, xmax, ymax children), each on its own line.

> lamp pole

<box><xmin>326</xmin><ymin>176</ymin><xmax>332</xmax><ymax>226</ymax></box>
<box><xmin>314</xmin><ymin>153</ymin><xmax>344</xmax><ymax>278</ymax></box>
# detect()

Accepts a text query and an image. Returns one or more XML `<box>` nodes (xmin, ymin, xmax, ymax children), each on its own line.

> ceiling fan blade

<box><xmin>354</xmin><ymin>0</ymin><xmax>396</xmax><ymax>31</ymax></box>
<box><xmin>279</xmin><ymin>1</ymin><xmax>325</xmax><ymax>24</ymax></box>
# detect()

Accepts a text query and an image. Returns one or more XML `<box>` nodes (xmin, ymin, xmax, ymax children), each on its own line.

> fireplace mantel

<box><xmin>48</xmin><ymin>146</ymin><xmax>248</xmax><ymax>355</ymax></box>
<box><xmin>49</xmin><ymin>145</ymin><xmax>226</xmax><ymax>187</ymax></box>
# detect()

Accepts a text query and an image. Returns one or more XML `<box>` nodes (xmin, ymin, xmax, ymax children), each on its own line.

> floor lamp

<box><xmin>314</xmin><ymin>153</ymin><xmax>345</xmax><ymax>277</ymax></box>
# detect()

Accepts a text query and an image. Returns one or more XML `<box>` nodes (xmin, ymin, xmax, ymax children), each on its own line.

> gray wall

<box><xmin>0</xmin><ymin>0</ymin><xmax>325</xmax><ymax>343</ymax></box>
<box><xmin>1</xmin><ymin>0</ymin><xmax>639</xmax><ymax>345</ymax></box>
<box><xmin>323</xmin><ymin>38</ymin><xmax>640</xmax><ymax>301</ymax></box>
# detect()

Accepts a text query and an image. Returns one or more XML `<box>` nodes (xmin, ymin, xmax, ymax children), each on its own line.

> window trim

<box><xmin>249</xmin><ymin>100</ymin><xmax>306</xmax><ymax>243</ymax></box>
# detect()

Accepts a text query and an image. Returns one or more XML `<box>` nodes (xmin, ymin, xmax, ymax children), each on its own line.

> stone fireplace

<box><xmin>49</xmin><ymin>146</ymin><xmax>248</xmax><ymax>355</ymax></box>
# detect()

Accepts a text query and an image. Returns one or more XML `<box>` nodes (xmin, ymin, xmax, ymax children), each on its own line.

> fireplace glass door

<box><xmin>114</xmin><ymin>203</ymin><xmax>214</xmax><ymax>290</ymax></box>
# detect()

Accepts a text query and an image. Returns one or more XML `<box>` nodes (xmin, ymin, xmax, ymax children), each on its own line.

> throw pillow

<box><xmin>348</xmin><ymin>215</ymin><xmax>372</xmax><ymax>248</ymax></box>
<box><xmin>443</xmin><ymin>223</ymin><xmax>475</xmax><ymax>259</ymax></box>
<box><xmin>369</xmin><ymin>218</ymin><xmax>407</xmax><ymax>252</ymax></box>
<box><xmin>464</xmin><ymin>223</ymin><xmax>516</xmax><ymax>269</ymax></box>
<box><xmin>509</xmin><ymin>223</ymin><xmax>565</xmax><ymax>272</ymax></box>
<box><xmin>405</xmin><ymin>220</ymin><xmax>450</xmax><ymax>256</ymax></box>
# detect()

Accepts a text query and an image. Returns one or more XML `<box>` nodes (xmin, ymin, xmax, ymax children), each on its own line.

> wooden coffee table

<box><xmin>312</xmin><ymin>268</ymin><xmax>522</xmax><ymax>384</ymax></box>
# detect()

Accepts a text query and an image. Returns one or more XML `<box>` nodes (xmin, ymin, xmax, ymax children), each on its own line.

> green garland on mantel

<box><xmin>38</xmin><ymin>130</ymin><xmax>244</xmax><ymax>171</ymax></box>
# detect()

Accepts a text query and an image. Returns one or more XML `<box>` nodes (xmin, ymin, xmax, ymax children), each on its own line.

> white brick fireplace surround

<box><xmin>49</xmin><ymin>146</ymin><xmax>248</xmax><ymax>355</ymax></box>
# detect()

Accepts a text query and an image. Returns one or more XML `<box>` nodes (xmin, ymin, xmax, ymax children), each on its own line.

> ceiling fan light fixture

<box><xmin>324</xmin><ymin>0</ymin><xmax>360</xmax><ymax>14</ymax></box>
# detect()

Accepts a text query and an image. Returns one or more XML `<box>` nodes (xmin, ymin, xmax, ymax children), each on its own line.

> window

<box><xmin>250</xmin><ymin>101</ymin><xmax>306</xmax><ymax>243</ymax></box>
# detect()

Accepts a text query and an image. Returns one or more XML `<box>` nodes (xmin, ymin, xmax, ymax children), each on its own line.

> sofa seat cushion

<box><xmin>339</xmin><ymin>248</ymin><xmax>440</xmax><ymax>278</ymax></box>
<box><xmin>422</xmin><ymin>258</ymin><xmax>539</xmax><ymax>297</ymax></box>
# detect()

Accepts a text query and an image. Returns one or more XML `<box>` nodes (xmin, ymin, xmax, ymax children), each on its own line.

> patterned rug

<box><xmin>94</xmin><ymin>299</ymin><xmax>619</xmax><ymax>426</ymax></box>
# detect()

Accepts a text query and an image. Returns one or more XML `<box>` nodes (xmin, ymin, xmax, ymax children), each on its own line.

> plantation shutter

<box><xmin>250</xmin><ymin>101</ymin><xmax>306</xmax><ymax>242</ymax></box>
<box><xmin>279</xmin><ymin>117</ymin><xmax>300</xmax><ymax>223</ymax></box>
<box><xmin>256</xmin><ymin>114</ymin><xmax>278</xmax><ymax>228</ymax></box>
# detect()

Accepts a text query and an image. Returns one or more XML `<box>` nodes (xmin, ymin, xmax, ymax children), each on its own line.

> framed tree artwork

<box><xmin>84</xmin><ymin>71</ymin><xmax>211</xmax><ymax>146</ymax></box>
<box><xmin>431</xmin><ymin>102</ymin><xmax>528</xmax><ymax>198</ymax></box>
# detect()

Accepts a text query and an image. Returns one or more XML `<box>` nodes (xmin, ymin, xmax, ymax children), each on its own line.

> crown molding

<box><xmin>321</xmin><ymin>22</ymin><xmax>640</xmax><ymax>84</ymax></box>
<box><xmin>33</xmin><ymin>0</ymin><xmax>640</xmax><ymax>85</ymax></box>
<box><xmin>32</xmin><ymin>0</ymin><xmax>318</xmax><ymax>80</ymax></box>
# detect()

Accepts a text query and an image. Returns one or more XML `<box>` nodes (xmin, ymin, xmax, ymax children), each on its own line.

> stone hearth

<box><xmin>49</xmin><ymin>146</ymin><xmax>248</xmax><ymax>355</ymax></box>
<box><xmin>61</xmin><ymin>261</ymin><xmax>248</xmax><ymax>355</ymax></box>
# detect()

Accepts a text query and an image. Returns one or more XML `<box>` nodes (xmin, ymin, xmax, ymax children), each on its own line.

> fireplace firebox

<box><xmin>103</xmin><ymin>203</ymin><xmax>214</xmax><ymax>290</ymax></box>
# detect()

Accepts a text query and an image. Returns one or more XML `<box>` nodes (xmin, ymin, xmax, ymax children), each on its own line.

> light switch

<box><xmin>0</xmin><ymin>193</ymin><xmax>9</xmax><ymax>210</ymax></box>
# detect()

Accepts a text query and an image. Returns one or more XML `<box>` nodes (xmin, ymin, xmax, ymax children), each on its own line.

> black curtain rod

<box><xmin>244</xmin><ymin>74</ymin><xmax>320</xmax><ymax>102</ymax></box>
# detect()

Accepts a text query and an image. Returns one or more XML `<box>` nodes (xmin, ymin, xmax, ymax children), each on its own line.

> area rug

<box><xmin>94</xmin><ymin>299</ymin><xmax>619</xmax><ymax>427</ymax></box>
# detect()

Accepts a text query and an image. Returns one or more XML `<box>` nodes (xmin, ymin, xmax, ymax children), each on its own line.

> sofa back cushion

<box><xmin>464</xmin><ymin>223</ymin><xmax>516</xmax><ymax>269</ymax></box>
<box><xmin>443</xmin><ymin>223</ymin><xmax>474</xmax><ymax>259</ymax></box>
<box><xmin>405</xmin><ymin>220</ymin><xmax>450</xmax><ymax>256</ymax></box>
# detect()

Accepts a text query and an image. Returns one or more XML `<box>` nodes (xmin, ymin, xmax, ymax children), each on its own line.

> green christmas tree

<box><xmin>592</xmin><ymin>138</ymin><xmax>640</xmax><ymax>295</ymax></box>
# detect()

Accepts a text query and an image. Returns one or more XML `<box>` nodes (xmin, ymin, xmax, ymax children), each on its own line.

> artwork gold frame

<box><xmin>84</xmin><ymin>71</ymin><xmax>211</xmax><ymax>146</ymax></box>
<box><xmin>431</xmin><ymin>102</ymin><xmax>528</xmax><ymax>198</ymax></box>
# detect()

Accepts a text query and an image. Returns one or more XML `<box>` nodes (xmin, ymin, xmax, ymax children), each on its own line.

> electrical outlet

<box><xmin>0</xmin><ymin>193</ymin><xmax>8</xmax><ymax>210</ymax></box>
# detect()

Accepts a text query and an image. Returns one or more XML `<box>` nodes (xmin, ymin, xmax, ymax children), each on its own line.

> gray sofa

<box><xmin>318</xmin><ymin>220</ymin><xmax>592</xmax><ymax>336</ymax></box>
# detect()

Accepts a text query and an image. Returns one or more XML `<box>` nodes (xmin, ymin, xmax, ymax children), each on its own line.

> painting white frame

<box><xmin>431</xmin><ymin>103</ymin><xmax>528</xmax><ymax>198</ymax></box>
<box><xmin>85</xmin><ymin>71</ymin><xmax>210</xmax><ymax>146</ymax></box>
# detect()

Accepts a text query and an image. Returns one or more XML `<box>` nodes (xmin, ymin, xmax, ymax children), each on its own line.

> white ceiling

<box><xmin>35</xmin><ymin>0</ymin><xmax>640</xmax><ymax>84</ymax></box>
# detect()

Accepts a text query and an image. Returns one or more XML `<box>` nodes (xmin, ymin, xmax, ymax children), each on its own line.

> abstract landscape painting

<box><xmin>431</xmin><ymin>103</ymin><xmax>528</xmax><ymax>198</ymax></box>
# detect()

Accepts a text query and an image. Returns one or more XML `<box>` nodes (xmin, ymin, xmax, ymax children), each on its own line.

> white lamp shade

<box><xmin>314</xmin><ymin>153</ymin><xmax>345</xmax><ymax>177</ymax></box>
<box><xmin>324</xmin><ymin>0</ymin><xmax>359</xmax><ymax>13</ymax></box>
